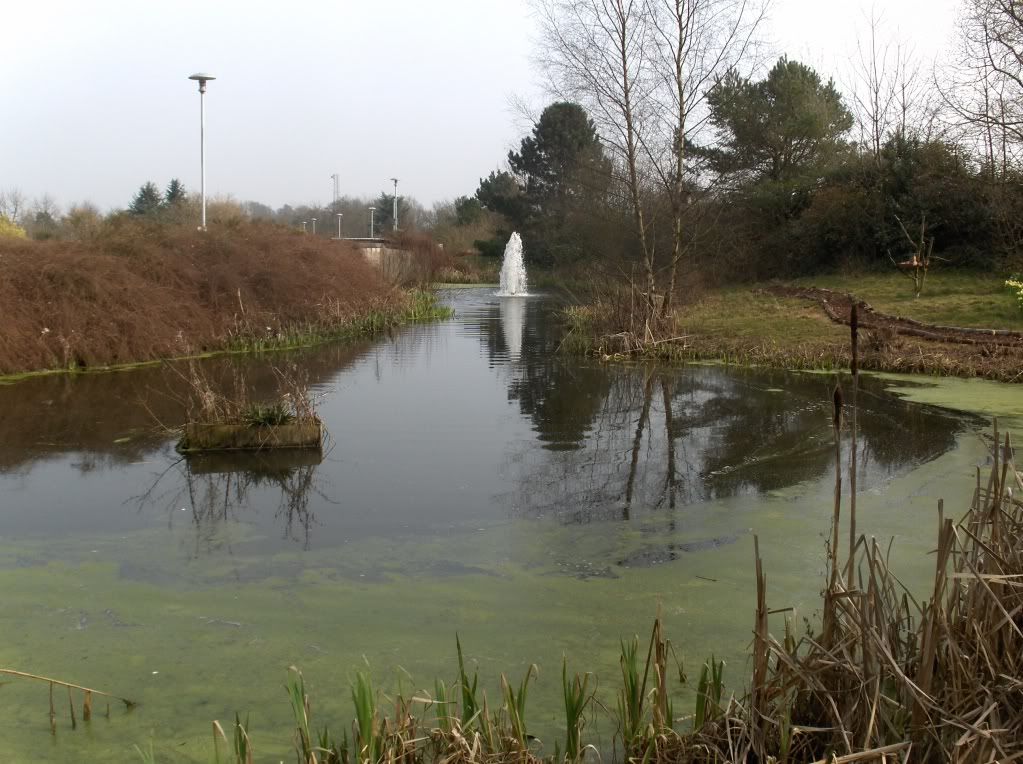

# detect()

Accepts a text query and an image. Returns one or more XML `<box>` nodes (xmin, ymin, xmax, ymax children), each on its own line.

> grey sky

<box><xmin>4</xmin><ymin>0</ymin><xmax>962</xmax><ymax>213</ymax></box>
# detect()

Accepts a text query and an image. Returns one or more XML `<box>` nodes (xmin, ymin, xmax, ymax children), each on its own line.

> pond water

<box><xmin>0</xmin><ymin>288</ymin><xmax>1005</xmax><ymax>761</ymax></box>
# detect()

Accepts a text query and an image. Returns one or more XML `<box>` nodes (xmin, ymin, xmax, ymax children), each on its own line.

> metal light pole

<box><xmin>188</xmin><ymin>73</ymin><xmax>216</xmax><ymax>230</ymax></box>
<box><xmin>390</xmin><ymin>178</ymin><xmax>399</xmax><ymax>232</ymax></box>
<box><xmin>336</xmin><ymin>212</ymin><xmax>343</xmax><ymax>239</ymax></box>
<box><xmin>301</xmin><ymin>221</ymin><xmax>307</xmax><ymax>233</ymax></box>
<box><xmin>368</xmin><ymin>206</ymin><xmax>376</xmax><ymax>238</ymax></box>
<box><xmin>311</xmin><ymin>217</ymin><xmax>317</xmax><ymax>235</ymax></box>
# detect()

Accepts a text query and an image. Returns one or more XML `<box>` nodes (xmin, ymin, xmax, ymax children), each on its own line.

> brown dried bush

<box><xmin>0</xmin><ymin>219</ymin><xmax>400</xmax><ymax>374</ymax></box>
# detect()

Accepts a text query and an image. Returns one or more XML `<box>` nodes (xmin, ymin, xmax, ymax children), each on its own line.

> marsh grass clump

<box><xmin>241</xmin><ymin>401</ymin><xmax>295</xmax><ymax>427</ymax></box>
<box><xmin>174</xmin><ymin>362</ymin><xmax>324</xmax><ymax>453</ymax></box>
<box><xmin>179</xmin><ymin>362</ymin><xmax>318</xmax><ymax>428</ymax></box>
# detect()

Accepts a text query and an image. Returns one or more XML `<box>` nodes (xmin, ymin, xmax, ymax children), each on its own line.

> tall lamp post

<box><xmin>390</xmin><ymin>178</ymin><xmax>399</xmax><ymax>232</ymax></box>
<box><xmin>368</xmin><ymin>206</ymin><xmax>376</xmax><ymax>238</ymax></box>
<box><xmin>311</xmin><ymin>217</ymin><xmax>317</xmax><ymax>235</ymax></box>
<box><xmin>188</xmin><ymin>73</ymin><xmax>216</xmax><ymax>230</ymax></box>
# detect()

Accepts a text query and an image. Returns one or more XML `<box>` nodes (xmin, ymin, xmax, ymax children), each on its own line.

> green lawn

<box><xmin>791</xmin><ymin>271</ymin><xmax>1023</xmax><ymax>331</ymax></box>
<box><xmin>683</xmin><ymin>287</ymin><xmax>846</xmax><ymax>344</ymax></box>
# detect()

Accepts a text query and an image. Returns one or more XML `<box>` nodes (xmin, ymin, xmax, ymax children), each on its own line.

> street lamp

<box><xmin>301</xmin><ymin>221</ymin><xmax>307</xmax><ymax>233</ymax></box>
<box><xmin>390</xmin><ymin>178</ymin><xmax>399</xmax><ymax>232</ymax></box>
<box><xmin>188</xmin><ymin>72</ymin><xmax>216</xmax><ymax>230</ymax></box>
<box><xmin>311</xmin><ymin>217</ymin><xmax>317</xmax><ymax>235</ymax></box>
<box><xmin>336</xmin><ymin>212</ymin><xmax>343</xmax><ymax>239</ymax></box>
<box><xmin>368</xmin><ymin>206</ymin><xmax>376</xmax><ymax>238</ymax></box>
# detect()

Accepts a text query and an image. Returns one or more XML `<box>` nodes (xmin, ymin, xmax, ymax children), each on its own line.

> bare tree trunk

<box><xmin>660</xmin><ymin>376</ymin><xmax>677</xmax><ymax>514</ymax></box>
<box><xmin>624</xmin><ymin>368</ymin><xmax>656</xmax><ymax>518</ymax></box>
<box><xmin>661</xmin><ymin>0</ymin><xmax>692</xmax><ymax>317</ymax></box>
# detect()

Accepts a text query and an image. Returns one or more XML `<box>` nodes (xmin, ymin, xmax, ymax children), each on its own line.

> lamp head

<box><xmin>188</xmin><ymin>73</ymin><xmax>216</xmax><ymax>93</ymax></box>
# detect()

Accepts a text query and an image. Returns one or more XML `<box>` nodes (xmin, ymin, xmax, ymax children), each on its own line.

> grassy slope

<box><xmin>792</xmin><ymin>271</ymin><xmax>1023</xmax><ymax>330</ymax></box>
<box><xmin>684</xmin><ymin>271</ymin><xmax>1021</xmax><ymax>343</ymax></box>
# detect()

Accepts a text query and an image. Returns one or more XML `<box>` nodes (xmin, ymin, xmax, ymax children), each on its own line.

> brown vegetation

<box><xmin>0</xmin><ymin>219</ymin><xmax>406</xmax><ymax>375</ymax></box>
<box><xmin>382</xmin><ymin>231</ymin><xmax>497</xmax><ymax>285</ymax></box>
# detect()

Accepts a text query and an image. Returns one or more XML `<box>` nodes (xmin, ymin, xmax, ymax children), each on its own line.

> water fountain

<box><xmin>497</xmin><ymin>232</ymin><xmax>528</xmax><ymax>296</ymax></box>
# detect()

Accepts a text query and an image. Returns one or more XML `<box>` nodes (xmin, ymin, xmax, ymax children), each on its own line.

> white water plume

<box><xmin>497</xmin><ymin>232</ymin><xmax>528</xmax><ymax>296</ymax></box>
<box><xmin>499</xmin><ymin>295</ymin><xmax>525</xmax><ymax>361</ymax></box>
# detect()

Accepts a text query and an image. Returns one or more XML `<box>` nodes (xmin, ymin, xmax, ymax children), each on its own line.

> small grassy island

<box><xmin>175</xmin><ymin>364</ymin><xmax>324</xmax><ymax>454</ymax></box>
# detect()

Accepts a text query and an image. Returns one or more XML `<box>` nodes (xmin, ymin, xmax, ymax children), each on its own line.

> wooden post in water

<box><xmin>847</xmin><ymin>302</ymin><xmax>859</xmax><ymax>590</ymax></box>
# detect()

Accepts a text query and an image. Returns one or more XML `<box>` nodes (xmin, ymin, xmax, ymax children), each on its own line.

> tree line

<box><xmin>432</xmin><ymin>0</ymin><xmax>1023</xmax><ymax>323</ymax></box>
<box><xmin>0</xmin><ymin>182</ymin><xmax>440</xmax><ymax>242</ymax></box>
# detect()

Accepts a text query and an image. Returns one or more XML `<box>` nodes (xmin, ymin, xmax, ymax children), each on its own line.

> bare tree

<box><xmin>849</xmin><ymin>8</ymin><xmax>924</xmax><ymax>163</ymax></box>
<box><xmin>535</xmin><ymin>0</ymin><xmax>766</xmax><ymax>326</ymax></box>
<box><xmin>646</xmin><ymin>0</ymin><xmax>766</xmax><ymax>313</ymax></box>
<box><xmin>536</xmin><ymin>0</ymin><xmax>659</xmax><ymax>326</ymax></box>
<box><xmin>942</xmin><ymin>0</ymin><xmax>1023</xmax><ymax>174</ymax></box>
<box><xmin>0</xmin><ymin>188</ymin><xmax>27</xmax><ymax>224</ymax></box>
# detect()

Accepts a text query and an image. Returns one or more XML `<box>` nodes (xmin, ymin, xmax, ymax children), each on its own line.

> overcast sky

<box><xmin>3</xmin><ymin>0</ymin><xmax>962</xmax><ymax>213</ymax></box>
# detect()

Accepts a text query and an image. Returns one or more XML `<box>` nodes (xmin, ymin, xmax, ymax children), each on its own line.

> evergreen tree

<box><xmin>508</xmin><ymin>102</ymin><xmax>609</xmax><ymax>208</ymax></box>
<box><xmin>372</xmin><ymin>192</ymin><xmax>410</xmax><ymax>233</ymax></box>
<box><xmin>504</xmin><ymin>102</ymin><xmax>610</xmax><ymax>265</ymax></box>
<box><xmin>705</xmin><ymin>58</ymin><xmax>853</xmax><ymax>184</ymax></box>
<box><xmin>165</xmin><ymin>178</ymin><xmax>186</xmax><ymax>206</ymax></box>
<box><xmin>129</xmin><ymin>182</ymin><xmax>163</xmax><ymax>216</ymax></box>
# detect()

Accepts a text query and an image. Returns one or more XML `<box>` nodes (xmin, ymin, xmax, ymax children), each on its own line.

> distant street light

<box><xmin>390</xmin><ymin>178</ymin><xmax>399</xmax><ymax>232</ymax></box>
<box><xmin>311</xmin><ymin>217</ymin><xmax>317</xmax><ymax>235</ymax></box>
<box><xmin>336</xmin><ymin>212</ymin><xmax>343</xmax><ymax>239</ymax></box>
<box><xmin>368</xmin><ymin>206</ymin><xmax>376</xmax><ymax>238</ymax></box>
<box><xmin>301</xmin><ymin>221</ymin><xmax>307</xmax><ymax>233</ymax></box>
<box><xmin>187</xmin><ymin>72</ymin><xmax>216</xmax><ymax>230</ymax></box>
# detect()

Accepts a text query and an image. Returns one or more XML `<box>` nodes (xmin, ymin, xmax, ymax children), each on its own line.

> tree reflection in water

<box><xmin>133</xmin><ymin>450</ymin><xmax>327</xmax><ymax>556</ymax></box>
<box><xmin>485</xmin><ymin>296</ymin><xmax>970</xmax><ymax>538</ymax></box>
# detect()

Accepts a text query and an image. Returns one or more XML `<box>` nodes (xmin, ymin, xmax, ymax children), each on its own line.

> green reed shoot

<box><xmin>617</xmin><ymin>636</ymin><xmax>646</xmax><ymax>750</ymax></box>
<box><xmin>317</xmin><ymin>725</ymin><xmax>345</xmax><ymax>764</ymax></box>
<box><xmin>455</xmin><ymin>635</ymin><xmax>481</xmax><ymax>729</ymax></box>
<box><xmin>500</xmin><ymin>664</ymin><xmax>537</xmax><ymax>749</ymax></box>
<box><xmin>351</xmin><ymin>671</ymin><xmax>380</xmax><ymax>763</ymax></box>
<box><xmin>434</xmin><ymin>679</ymin><xmax>454</xmax><ymax>735</ymax></box>
<box><xmin>285</xmin><ymin>666</ymin><xmax>315</xmax><ymax>761</ymax></box>
<box><xmin>694</xmin><ymin>657</ymin><xmax>724</xmax><ymax>730</ymax></box>
<box><xmin>233</xmin><ymin>713</ymin><xmax>253</xmax><ymax>764</ymax></box>
<box><xmin>562</xmin><ymin>659</ymin><xmax>592</xmax><ymax>762</ymax></box>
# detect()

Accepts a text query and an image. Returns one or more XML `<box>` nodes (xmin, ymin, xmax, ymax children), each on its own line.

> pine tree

<box><xmin>165</xmin><ymin>178</ymin><xmax>186</xmax><ymax>206</ymax></box>
<box><xmin>129</xmin><ymin>182</ymin><xmax>163</xmax><ymax>216</ymax></box>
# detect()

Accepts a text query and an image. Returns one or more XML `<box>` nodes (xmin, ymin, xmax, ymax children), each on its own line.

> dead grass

<box><xmin>382</xmin><ymin>231</ymin><xmax>496</xmax><ymax>286</ymax></box>
<box><xmin>0</xmin><ymin>219</ymin><xmax>404</xmax><ymax>375</ymax></box>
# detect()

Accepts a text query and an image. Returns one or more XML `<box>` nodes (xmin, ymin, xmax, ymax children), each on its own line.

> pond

<box><xmin>0</xmin><ymin>288</ymin><xmax>1004</xmax><ymax>761</ymax></box>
